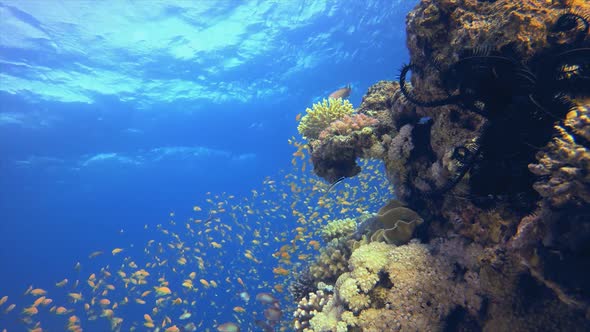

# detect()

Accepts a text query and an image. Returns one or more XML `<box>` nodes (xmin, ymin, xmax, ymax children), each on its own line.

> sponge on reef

<box><xmin>371</xmin><ymin>199</ymin><xmax>424</xmax><ymax>245</ymax></box>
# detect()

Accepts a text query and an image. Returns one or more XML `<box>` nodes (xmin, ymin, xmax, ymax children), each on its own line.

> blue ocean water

<box><xmin>0</xmin><ymin>1</ymin><xmax>416</xmax><ymax>331</ymax></box>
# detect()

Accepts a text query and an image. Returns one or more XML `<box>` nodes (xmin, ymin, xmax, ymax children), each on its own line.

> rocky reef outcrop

<box><xmin>293</xmin><ymin>0</ymin><xmax>590</xmax><ymax>330</ymax></box>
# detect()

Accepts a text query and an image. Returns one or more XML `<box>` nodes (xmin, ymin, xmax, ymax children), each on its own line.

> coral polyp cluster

<box><xmin>529</xmin><ymin>104</ymin><xmax>590</xmax><ymax>207</ymax></box>
<box><xmin>294</xmin><ymin>240</ymin><xmax>485</xmax><ymax>332</ymax></box>
<box><xmin>298</xmin><ymin>98</ymin><xmax>355</xmax><ymax>140</ymax></box>
<box><xmin>321</xmin><ymin>218</ymin><xmax>357</xmax><ymax>242</ymax></box>
<box><xmin>318</xmin><ymin>114</ymin><xmax>379</xmax><ymax>140</ymax></box>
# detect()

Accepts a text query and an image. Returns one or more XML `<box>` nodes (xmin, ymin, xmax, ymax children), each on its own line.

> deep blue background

<box><xmin>0</xmin><ymin>0</ymin><xmax>416</xmax><ymax>330</ymax></box>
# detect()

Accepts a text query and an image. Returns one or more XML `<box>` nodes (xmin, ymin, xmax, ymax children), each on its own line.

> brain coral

<box><xmin>298</xmin><ymin>98</ymin><xmax>355</xmax><ymax>140</ymax></box>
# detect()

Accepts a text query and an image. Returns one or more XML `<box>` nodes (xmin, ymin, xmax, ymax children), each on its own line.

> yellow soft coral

<box><xmin>349</xmin><ymin>241</ymin><xmax>390</xmax><ymax>274</ymax></box>
<box><xmin>321</xmin><ymin>218</ymin><xmax>357</xmax><ymax>242</ymax></box>
<box><xmin>335</xmin><ymin>242</ymin><xmax>393</xmax><ymax>312</ymax></box>
<box><xmin>298</xmin><ymin>98</ymin><xmax>355</xmax><ymax>140</ymax></box>
<box><xmin>337</xmin><ymin>273</ymin><xmax>371</xmax><ymax>312</ymax></box>
<box><xmin>308</xmin><ymin>295</ymin><xmax>341</xmax><ymax>332</ymax></box>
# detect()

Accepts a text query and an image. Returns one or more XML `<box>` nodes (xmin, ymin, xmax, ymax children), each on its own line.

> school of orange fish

<box><xmin>0</xmin><ymin>116</ymin><xmax>394</xmax><ymax>332</ymax></box>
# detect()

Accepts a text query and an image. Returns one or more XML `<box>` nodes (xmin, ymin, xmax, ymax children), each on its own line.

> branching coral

<box><xmin>294</xmin><ymin>290</ymin><xmax>333</xmax><ymax>331</ymax></box>
<box><xmin>509</xmin><ymin>100</ymin><xmax>590</xmax><ymax>311</ymax></box>
<box><xmin>298</xmin><ymin>98</ymin><xmax>355</xmax><ymax>140</ymax></box>
<box><xmin>529</xmin><ymin>104</ymin><xmax>590</xmax><ymax>207</ymax></box>
<box><xmin>295</xmin><ymin>288</ymin><xmax>358</xmax><ymax>332</ymax></box>
<box><xmin>309</xmin><ymin>239</ymin><xmax>351</xmax><ymax>283</ymax></box>
<box><xmin>336</xmin><ymin>273</ymin><xmax>372</xmax><ymax>313</ymax></box>
<box><xmin>290</xmin><ymin>267</ymin><xmax>317</xmax><ymax>302</ymax></box>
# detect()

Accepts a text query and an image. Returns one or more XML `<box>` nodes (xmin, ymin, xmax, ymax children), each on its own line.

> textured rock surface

<box><xmin>296</xmin><ymin>0</ymin><xmax>590</xmax><ymax>330</ymax></box>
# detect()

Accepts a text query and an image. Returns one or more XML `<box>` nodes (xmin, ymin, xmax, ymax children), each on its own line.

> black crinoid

<box><xmin>399</xmin><ymin>10</ymin><xmax>589</xmax><ymax>211</ymax></box>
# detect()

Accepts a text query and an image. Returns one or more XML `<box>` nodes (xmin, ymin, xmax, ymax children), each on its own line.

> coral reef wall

<box><xmin>294</xmin><ymin>0</ymin><xmax>590</xmax><ymax>330</ymax></box>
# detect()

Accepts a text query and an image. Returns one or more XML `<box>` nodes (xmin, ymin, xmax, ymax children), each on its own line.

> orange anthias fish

<box><xmin>328</xmin><ymin>84</ymin><xmax>351</xmax><ymax>99</ymax></box>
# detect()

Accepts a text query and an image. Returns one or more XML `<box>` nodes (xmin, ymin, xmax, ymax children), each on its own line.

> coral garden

<box><xmin>292</xmin><ymin>0</ymin><xmax>590</xmax><ymax>330</ymax></box>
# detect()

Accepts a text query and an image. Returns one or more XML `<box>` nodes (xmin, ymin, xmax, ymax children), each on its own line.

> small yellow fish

<box><xmin>22</xmin><ymin>306</ymin><xmax>39</xmax><ymax>315</ymax></box>
<box><xmin>111</xmin><ymin>248</ymin><xmax>124</xmax><ymax>255</ymax></box>
<box><xmin>55</xmin><ymin>279</ymin><xmax>68</xmax><ymax>287</ymax></box>
<box><xmin>4</xmin><ymin>303</ymin><xmax>16</xmax><ymax>313</ymax></box>
<box><xmin>233</xmin><ymin>306</ymin><xmax>246</xmax><ymax>313</ymax></box>
<box><xmin>32</xmin><ymin>296</ymin><xmax>46</xmax><ymax>307</ymax></box>
<box><xmin>88</xmin><ymin>251</ymin><xmax>104</xmax><ymax>258</ymax></box>
<box><xmin>164</xmin><ymin>326</ymin><xmax>180</xmax><ymax>332</ymax></box>
<box><xmin>29</xmin><ymin>288</ymin><xmax>47</xmax><ymax>296</ymax></box>
<box><xmin>55</xmin><ymin>306</ymin><xmax>68</xmax><ymax>315</ymax></box>
<box><xmin>155</xmin><ymin>286</ymin><xmax>172</xmax><ymax>296</ymax></box>
<box><xmin>273</xmin><ymin>267</ymin><xmax>289</xmax><ymax>276</ymax></box>
<box><xmin>68</xmin><ymin>293</ymin><xmax>83</xmax><ymax>302</ymax></box>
